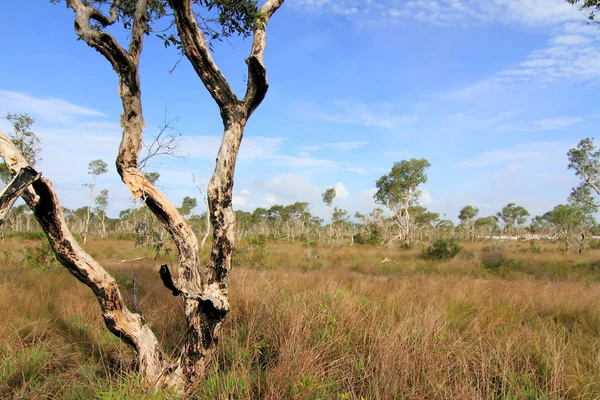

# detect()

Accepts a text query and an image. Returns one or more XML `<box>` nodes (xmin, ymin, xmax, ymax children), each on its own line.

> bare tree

<box><xmin>0</xmin><ymin>0</ymin><xmax>285</xmax><ymax>391</ymax></box>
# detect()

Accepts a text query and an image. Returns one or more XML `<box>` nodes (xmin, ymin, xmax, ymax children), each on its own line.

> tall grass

<box><xmin>1</xmin><ymin>238</ymin><xmax>600</xmax><ymax>398</ymax></box>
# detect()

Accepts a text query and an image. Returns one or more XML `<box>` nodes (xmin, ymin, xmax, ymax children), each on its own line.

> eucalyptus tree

<box><xmin>0</xmin><ymin>0</ymin><xmax>286</xmax><ymax>390</ymax></box>
<box><xmin>178</xmin><ymin>195</ymin><xmax>197</xmax><ymax>219</ymax></box>
<box><xmin>411</xmin><ymin>206</ymin><xmax>439</xmax><ymax>242</ymax></box>
<box><xmin>0</xmin><ymin>114</ymin><xmax>41</xmax><ymax>226</ymax></box>
<box><xmin>4</xmin><ymin>113</ymin><xmax>41</xmax><ymax>167</ymax></box>
<box><xmin>458</xmin><ymin>205</ymin><xmax>479</xmax><ymax>241</ymax></box>
<box><xmin>83</xmin><ymin>159</ymin><xmax>108</xmax><ymax>244</ymax></box>
<box><xmin>496</xmin><ymin>202</ymin><xmax>530</xmax><ymax>237</ymax></box>
<box><xmin>436</xmin><ymin>219</ymin><xmax>455</xmax><ymax>239</ymax></box>
<box><xmin>374</xmin><ymin>158</ymin><xmax>430</xmax><ymax>246</ymax></box>
<box><xmin>322</xmin><ymin>187</ymin><xmax>336</xmax><ymax>225</ymax></box>
<box><xmin>474</xmin><ymin>216</ymin><xmax>497</xmax><ymax>238</ymax></box>
<box><xmin>94</xmin><ymin>189</ymin><xmax>109</xmax><ymax>238</ymax></box>
<box><xmin>541</xmin><ymin>204</ymin><xmax>586</xmax><ymax>251</ymax></box>
<box><xmin>568</xmin><ymin>138</ymin><xmax>600</xmax><ymax>207</ymax></box>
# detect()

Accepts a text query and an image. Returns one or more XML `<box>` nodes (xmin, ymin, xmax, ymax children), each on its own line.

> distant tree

<box><xmin>458</xmin><ymin>205</ymin><xmax>479</xmax><ymax>241</ymax></box>
<box><xmin>83</xmin><ymin>159</ymin><xmax>108</xmax><ymax>244</ymax></box>
<box><xmin>475</xmin><ymin>216</ymin><xmax>497</xmax><ymax>238</ymax></box>
<box><xmin>94</xmin><ymin>189</ymin><xmax>109</xmax><ymax>238</ymax></box>
<box><xmin>5</xmin><ymin>113</ymin><xmax>40</xmax><ymax>166</ymax></box>
<box><xmin>332</xmin><ymin>206</ymin><xmax>350</xmax><ymax>226</ymax></box>
<box><xmin>143</xmin><ymin>171</ymin><xmax>160</xmax><ymax>185</ymax></box>
<box><xmin>567</xmin><ymin>138</ymin><xmax>600</xmax><ymax>207</ymax></box>
<box><xmin>374</xmin><ymin>158</ymin><xmax>431</xmax><ymax>245</ymax></box>
<box><xmin>436</xmin><ymin>219</ymin><xmax>455</xmax><ymax>239</ymax></box>
<box><xmin>178</xmin><ymin>196</ymin><xmax>198</xmax><ymax>218</ymax></box>
<box><xmin>322</xmin><ymin>187</ymin><xmax>336</xmax><ymax>224</ymax></box>
<box><xmin>540</xmin><ymin>204</ymin><xmax>587</xmax><ymax>252</ymax></box>
<box><xmin>411</xmin><ymin>206</ymin><xmax>439</xmax><ymax>242</ymax></box>
<box><xmin>496</xmin><ymin>203</ymin><xmax>530</xmax><ymax>236</ymax></box>
<box><xmin>253</xmin><ymin>207</ymin><xmax>268</xmax><ymax>221</ymax></box>
<box><xmin>0</xmin><ymin>113</ymin><xmax>41</xmax><ymax>184</ymax></box>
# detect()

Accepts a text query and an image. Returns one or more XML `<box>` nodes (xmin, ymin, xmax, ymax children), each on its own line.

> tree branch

<box><xmin>0</xmin><ymin>167</ymin><xmax>40</xmax><ymax>227</ymax></box>
<box><xmin>242</xmin><ymin>0</ymin><xmax>285</xmax><ymax>116</ymax></box>
<box><xmin>66</xmin><ymin>0</ymin><xmax>136</xmax><ymax>76</ymax></box>
<box><xmin>0</xmin><ymin>129</ymin><xmax>177</xmax><ymax>387</ymax></box>
<box><xmin>169</xmin><ymin>0</ymin><xmax>238</xmax><ymax>110</ymax></box>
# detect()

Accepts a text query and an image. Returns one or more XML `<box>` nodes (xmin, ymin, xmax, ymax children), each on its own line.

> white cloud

<box><xmin>292</xmin><ymin>0</ymin><xmax>585</xmax><ymax>27</ymax></box>
<box><xmin>233</xmin><ymin>194</ymin><xmax>248</xmax><ymax>208</ymax></box>
<box><xmin>270</xmin><ymin>155</ymin><xmax>340</xmax><ymax>168</ymax></box>
<box><xmin>0</xmin><ymin>90</ymin><xmax>107</xmax><ymax>123</ymax></box>
<box><xmin>265</xmin><ymin>193</ymin><xmax>278</xmax><ymax>205</ymax></box>
<box><xmin>298</xmin><ymin>99</ymin><xmax>419</xmax><ymax>129</ymax></box>
<box><xmin>334</xmin><ymin>182</ymin><xmax>350</xmax><ymax>199</ymax></box>
<box><xmin>299</xmin><ymin>141</ymin><xmax>369</xmax><ymax>151</ymax></box>
<box><xmin>180</xmin><ymin>135</ymin><xmax>340</xmax><ymax>169</ymax></box>
<box><xmin>244</xmin><ymin>175</ymin><xmax>374</xmax><ymax>219</ymax></box>
<box><xmin>346</xmin><ymin>167</ymin><xmax>367</xmax><ymax>174</ymax></box>
<box><xmin>420</xmin><ymin>190</ymin><xmax>433</xmax><ymax>206</ymax></box>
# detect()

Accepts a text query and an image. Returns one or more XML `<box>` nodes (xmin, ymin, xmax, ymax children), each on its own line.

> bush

<box><xmin>353</xmin><ymin>229</ymin><xmax>381</xmax><ymax>246</ymax></box>
<box><xmin>480</xmin><ymin>244</ymin><xmax>507</xmax><ymax>270</ymax></box>
<box><xmin>589</xmin><ymin>239</ymin><xmax>600</xmax><ymax>250</ymax></box>
<box><xmin>23</xmin><ymin>241</ymin><xmax>59</xmax><ymax>270</ymax></box>
<box><xmin>421</xmin><ymin>239</ymin><xmax>461</xmax><ymax>260</ymax></box>
<box><xmin>12</xmin><ymin>230</ymin><xmax>46</xmax><ymax>240</ymax></box>
<box><xmin>233</xmin><ymin>234</ymin><xmax>269</xmax><ymax>267</ymax></box>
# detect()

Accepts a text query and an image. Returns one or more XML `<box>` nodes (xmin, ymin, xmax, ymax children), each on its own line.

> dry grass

<box><xmin>2</xmin><ymin>237</ymin><xmax>600</xmax><ymax>398</ymax></box>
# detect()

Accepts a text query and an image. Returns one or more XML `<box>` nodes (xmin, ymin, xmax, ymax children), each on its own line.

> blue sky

<box><xmin>0</xmin><ymin>0</ymin><xmax>599</xmax><ymax>221</ymax></box>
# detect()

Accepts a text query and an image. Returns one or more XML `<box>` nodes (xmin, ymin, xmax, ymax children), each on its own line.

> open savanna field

<box><xmin>2</xmin><ymin>236</ymin><xmax>600</xmax><ymax>399</ymax></box>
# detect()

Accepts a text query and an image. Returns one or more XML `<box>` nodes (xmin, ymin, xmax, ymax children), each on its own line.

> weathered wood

<box><xmin>159</xmin><ymin>264</ymin><xmax>182</xmax><ymax>296</ymax></box>
<box><xmin>0</xmin><ymin>166</ymin><xmax>40</xmax><ymax>226</ymax></box>
<box><xmin>60</xmin><ymin>0</ymin><xmax>286</xmax><ymax>389</ymax></box>
<box><xmin>0</xmin><ymin>129</ymin><xmax>180</xmax><ymax>388</ymax></box>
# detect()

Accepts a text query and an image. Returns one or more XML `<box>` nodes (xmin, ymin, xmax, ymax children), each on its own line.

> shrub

<box><xmin>353</xmin><ymin>229</ymin><xmax>381</xmax><ymax>245</ymax></box>
<box><xmin>589</xmin><ymin>239</ymin><xmax>600</xmax><ymax>250</ymax></box>
<box><xmin>480</xmin><ymin>244</ymin><xmax>507</xmax><ymax>270</ymax></box>
<box><xmin>23</xmin><ymin>241</ymin><xmax>59</xmax><ymax>270</ymax></box>
<box><xmin>421</xmin><ymin>239</ymin><xmax>461</xmax><ymax>260</ymax></box>
<box><xmin>13</xmin><ymin>230</ymin><xmax>46</xmax><ymax>240</ymax></box>
<box><xmin>234</xmin><ymin>234</ymin><xmax>269</xmax><ymax>267</ymax></box>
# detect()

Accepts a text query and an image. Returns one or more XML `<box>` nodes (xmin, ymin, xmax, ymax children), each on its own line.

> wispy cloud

<box><xmin>299</xmin><ymin>141</ymin><xmax>369</xmax><ymax>151</ymax></box>
<box><xmin>180</xmin><ymin>135</ymin><xmax>340</xmax><ymax>169</ymax></box>
<box><xmin>531</xmin><ymin>117</ymin><xmax>582</xmax><ymax>131</ymax></box>
<box><xmin>0</xmin><ymin>90</ymin><xmax>107</xmax><ymax>123</ymax></box>
<box><xmin>298</xmin><ymin>99</ymin><xmax>419</xmax><ymax>129</ymax></box>
<box><xmin>292</xmin><ymin>0</ymin><xmax>584</xmax><ymax>27</ymax></box>
<box><xmin>346</xmin><ymin>167</ymin><xmax>367</xmax><ymax>174</ymax></box>
<box><xmin>455</xmin><ymin>141</ymin><xmax>569</xmax><ymax>169</ymax></box>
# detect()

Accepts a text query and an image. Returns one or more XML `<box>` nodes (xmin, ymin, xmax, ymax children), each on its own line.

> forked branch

<box><xmin>0</xmin><ymin>129</ymin><xmax>177</xmax><ymax>387</ymax></box>
<box><xmin>0</xmin><ymin>167</ymin><xmax>40</xmax><ymax>226</ymax></box>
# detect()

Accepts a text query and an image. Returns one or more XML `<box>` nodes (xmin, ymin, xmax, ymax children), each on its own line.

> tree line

<box><xmin>2</xmin><ymin>113</ymin><xmax>598</xmax><ymax>253</ymax></box>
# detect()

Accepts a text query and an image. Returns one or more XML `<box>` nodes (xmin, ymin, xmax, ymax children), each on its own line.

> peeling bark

<box><xmin>27</xmin><ymin>0</ymin><xmax>286</xmax><ymax>390</ymax></box>
<box><xmin>0</xmin><ymin>167</ymin><xmax>40</xmax><ymax>226</ymax></box>
<box><xmin>0</xmin><ymin>129</ymin><xmax>178</xmax><ymax>388</ymax></box>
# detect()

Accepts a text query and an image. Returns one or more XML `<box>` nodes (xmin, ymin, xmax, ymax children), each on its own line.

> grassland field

<box><xmin>1</xmin><ymin>236</ymin><xmax>600</xmax><ymax>399</ymax></box>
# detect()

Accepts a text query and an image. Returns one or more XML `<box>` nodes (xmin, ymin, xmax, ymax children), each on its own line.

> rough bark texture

<box><xmin>168</xmin><ymin>0</ymin><xmax>284</xmax><ymax>380</ymax></box>
<box><xmin>0</xmin><ymin>130</ymin><xmax>176</xmax><ymax>387</ymax></box>
<box><xmin>0</xmin><ymin>167</ymin><xmax>40</xmax><ymax>226</ymax></box>
<box><xmin>16</xmin><ymin>0</ymin><xmax>287</xmax><ymax>390</ymax></box>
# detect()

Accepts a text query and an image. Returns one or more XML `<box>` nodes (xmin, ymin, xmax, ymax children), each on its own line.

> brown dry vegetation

<box><xmin>2</xmin><ymin>236</ymin><xmax>600</xmax><ymax>399</ymax></box>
